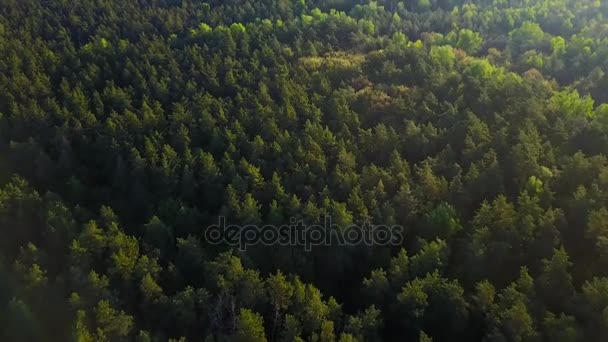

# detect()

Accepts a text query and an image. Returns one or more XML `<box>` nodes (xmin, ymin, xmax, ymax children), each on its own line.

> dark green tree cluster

<box><xmin>2</xmin><ymin>0</ymin><xmax>608</xmax><ymax>341</ymax></box>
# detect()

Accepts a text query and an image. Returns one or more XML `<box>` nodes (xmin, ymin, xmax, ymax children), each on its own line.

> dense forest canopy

<box><xmin>1</xmin><ymin>0</ymin><xmax>608</xmax><ymax>341</ymax></box>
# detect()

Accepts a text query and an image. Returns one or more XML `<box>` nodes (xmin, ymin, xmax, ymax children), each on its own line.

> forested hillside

<box><xmin>2</xmin><ymin>0</ymin><xmax>608</xmax><ymax>341</ymax></box>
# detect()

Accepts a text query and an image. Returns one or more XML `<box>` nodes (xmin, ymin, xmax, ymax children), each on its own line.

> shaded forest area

<box><xmin>1</xmin><ymin>0</ymin><xmax>608</xmax><ymax>341</ymax></box>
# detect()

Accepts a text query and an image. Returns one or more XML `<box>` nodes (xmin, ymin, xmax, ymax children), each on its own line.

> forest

<box><xmin>1</xmin><ymin>0</ymin><xmax>608</xmax><ymax>341</ymax></box>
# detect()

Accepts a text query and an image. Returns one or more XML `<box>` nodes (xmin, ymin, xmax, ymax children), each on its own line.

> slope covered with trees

<box><xmin>1</xmin><ymin>0</ymin><xmax>608</xmax><ymax>341</ymax></box>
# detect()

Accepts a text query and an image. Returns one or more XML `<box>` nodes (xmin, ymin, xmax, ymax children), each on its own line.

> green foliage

<box><xmin>234</xmin><ymin>309</ymin><xmax>267</xmax><ymax>342</ymax></box>
<box><xmin>455</xmin><ymin>29</ymin><xmax>484</xmax><ymax>55</ymax></box>
<box><xmin>0</xmin><ymin>0</ymin><xmax>608</xmax><ymax>341</ymax></box>
<box><xmin>550</xmin><ymin>89</ymin><xmax>595</xmax><ymax>118</ymax></box>
<box><xmin>509</xmin><ymin>21</ymin><xmax>545</xmax><ymax>53</ymax></box>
